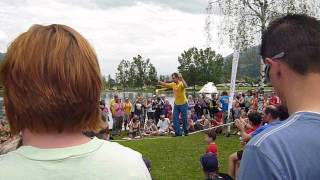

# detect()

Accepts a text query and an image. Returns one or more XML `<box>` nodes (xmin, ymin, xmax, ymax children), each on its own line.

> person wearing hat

<box><xmin>200</xmin><ymin>153</ymin><xmax>233</xmax><ymax>180</ymax></box>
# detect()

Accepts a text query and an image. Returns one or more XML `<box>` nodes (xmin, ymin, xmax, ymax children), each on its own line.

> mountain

<box><xmin>0</xmin><ymin>52</ymin><xmax>4</xmax><ymax>62</ymax></box>
<box><xmin>224</xmin><ymin>46</ymin><xmax>260</xmax><ymax>81</ymax></box>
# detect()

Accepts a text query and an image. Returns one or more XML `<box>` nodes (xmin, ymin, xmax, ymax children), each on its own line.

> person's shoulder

<box><xmin>248</xmin><ymin>112</ymin><xmax>320</xmax><ymax>148</ymax></box>
<box><xmin>98</xmin><ymin>139</ymin><xmax>141</xmax><ymax>157</ymax></box>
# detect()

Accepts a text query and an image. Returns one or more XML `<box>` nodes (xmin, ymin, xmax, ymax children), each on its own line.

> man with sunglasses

<box><xmin>238</xmin><ymin>14</ymin><xmax>320</xmax><ymax>180</ymax></box>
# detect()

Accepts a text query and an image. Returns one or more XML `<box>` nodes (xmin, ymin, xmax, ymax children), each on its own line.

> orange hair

<box><xmin>0</xmin><ymin>24</ymin><xmax>104</xmax><ymax>135</ymax></box>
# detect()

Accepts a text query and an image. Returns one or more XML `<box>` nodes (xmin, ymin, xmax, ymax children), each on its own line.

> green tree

<box><xmin>146</xmin><ymin>63</ymin><xmax>158</xmax><ymax>86</ymax></box>
<box><xmin>115</xmin><ymin>55</ymin><xmax>158</xmax><ymax>88</ymax></box>
<box><xmin>215</xmin><ymin>0</ymin><xmax>319</xmax><ymax>86</ymax></box>
<box><xmin>116</xmin><ymin>59</ymin><xmax>131</xmax><ymax>89</ymax></box>
<box><xmin>101</xmin><ymin>76</ymin><xmax>108</xmax><ymax>90</ymax></box>
<box><xmin>107</xmin><ymin>74</ymin><xmax>116</xmax><ymax>89</ymax></box>
<box><xmin>178</xmin><ymin>47</ymin><xmax>224</xmax><ymax>89</ymax></box>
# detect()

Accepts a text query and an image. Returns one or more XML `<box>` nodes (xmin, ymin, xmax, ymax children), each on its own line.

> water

<box><xmin>101</xmin><ymin>91</ymin><xmax>176</xmax><ymax>106</ymax></box>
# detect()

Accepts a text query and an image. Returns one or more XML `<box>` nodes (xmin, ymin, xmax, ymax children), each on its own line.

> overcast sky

<box><xmin>0</xmin><ymin>0</ymin><xmax>232</xmax><ymax>77</ymax></box>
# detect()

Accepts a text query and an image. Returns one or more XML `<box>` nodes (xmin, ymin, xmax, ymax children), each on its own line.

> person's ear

<box><xmin>265</xmin><ymin>58</ymin><xmax>282</xmax><ymax>80</ymax></box>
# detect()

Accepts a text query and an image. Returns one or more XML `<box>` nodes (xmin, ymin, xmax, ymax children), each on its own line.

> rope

<box><xmin>111</xmin><ymin>122</ymin><xmax>235</xmax><ymax>142</ymax></box>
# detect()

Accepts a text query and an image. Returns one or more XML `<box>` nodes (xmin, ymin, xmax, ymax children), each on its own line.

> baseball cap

<box><xmin>200</xmin><ymin>153</ymin><xmax>219</xmax><ymax>173</ymax></box>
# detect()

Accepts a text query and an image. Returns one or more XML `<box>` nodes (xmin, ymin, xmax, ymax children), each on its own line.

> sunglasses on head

<box><xmin>264</xmin><ymin>52</ymin><xmax>285</xmax><ymax>81</ymax></box>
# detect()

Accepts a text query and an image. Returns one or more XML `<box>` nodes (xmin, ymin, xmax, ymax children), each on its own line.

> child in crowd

<box><xmin>200</xmin><ymin>153</ymin><xmax>233</xmax><ymax>180</ymax></box>
<box><xmin>211</xmin><ymin>112</ymin><xmax>223</xmax><ymax>134</ymax></box>
<box><xmin>196</xmin><ymin>115</ymin><xmax>211</xmax><ymax>130</ymax></box>
<box><xmin>144</xmin><ymin>119</ymin><xmax>158</xmax><ymax>136</ymax></box>
<box><xmin>187</xmin><ymin>115</ymin><xmax>195</xmax><ymax>132</ymax></box>
<box><xmin>128</xmin><ymin>116</ymin><xmax>141</xmax><ymax>139</ymax></box>
<box><xmin>232</xmin><ymin>102</ymin><xmax>241</xmax><ymax>120</ymax></box>
<box><xmin>205</xmin><ymin>129</ymin><xmax>218</xmax><ymax>155</ymax></box>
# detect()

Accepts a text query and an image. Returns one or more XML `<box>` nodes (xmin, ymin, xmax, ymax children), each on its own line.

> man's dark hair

<box><xmin>172</xmin><ymin>72</ymin><xmax>179</xmax><ymax>78</ymax></box>
<box><xmin>261</xmin><ymin>14</ymin><xmax>320</xmax><ymax>75</ymax></box>
<box><xmin>222</xmin><ymin>91</ymin><xmax>228</xmax><ymax>96</ymax></box>
<box><xmin>205</xmin><ymin>129</ymin><xmax>217</xmax><ymax>141</ymax></box>
<box><xmin>264</xmin><ymin>106</ymin><xmax>279</xmax><ymax>119</ymax></box>
<box><xmin>277</xmin><ymin>105</ymin><xmax>290</xmax><ymax>121</ymax></box>
<box><xmin>248</xmin><ymin>112</ymin><xmax>262</xmax><ymax>125</ymax></box>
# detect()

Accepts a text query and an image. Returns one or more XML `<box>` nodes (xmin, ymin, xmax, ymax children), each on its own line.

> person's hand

<box><xmin>235</xmin><ymin>119</ymin><xmax>245</xmax><ymax>131</ymax></box>
<box><xmin>178</xmin><ymin>73</ymin><xmax>183</xmax><ymax>80</ymax></box>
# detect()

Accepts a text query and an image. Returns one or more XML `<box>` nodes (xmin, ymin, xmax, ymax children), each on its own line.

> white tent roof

<box><xmin>198</xmin><ymin>82</ymin><xmax>218</xmax><ymax>94</ymax></box>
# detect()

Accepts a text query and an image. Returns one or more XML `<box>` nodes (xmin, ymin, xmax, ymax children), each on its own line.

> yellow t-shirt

<box><xmin>110</xmin><ymin>99</ymin><xmax>116</xmax><ymax>115</ymax></box>
<box><xmin>124</xmin><ymin>102</ymin><xmax>132</xmax><ymax>115</ymax></box>
<box><xmin>168</xmin><ymin>81</ymin><xmax>187</xmax><ymax>105</ymax></box>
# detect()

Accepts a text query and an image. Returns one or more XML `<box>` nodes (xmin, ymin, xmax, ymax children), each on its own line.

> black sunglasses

<box><xmin>264</xmin><ymin>52</ymin><xmax>285</xmax><ymax>81</ymax></box>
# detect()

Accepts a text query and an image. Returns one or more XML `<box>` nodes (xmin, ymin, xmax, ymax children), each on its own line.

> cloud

<box><xmin>0</xmin><ymin>0</ymin><xmax>232</xmax><ymax>77</ymax></box>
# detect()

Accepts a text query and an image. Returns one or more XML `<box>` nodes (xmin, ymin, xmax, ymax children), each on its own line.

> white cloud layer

<box><xmin>0</xmin><ymin>0</ymin><xmax>232</xmax><ymax>77</ymax></box>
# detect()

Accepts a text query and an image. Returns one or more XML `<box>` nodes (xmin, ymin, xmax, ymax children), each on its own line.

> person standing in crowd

<box><xmin>244</xmin><ymin>91</ymin><xmax>253</xmax><ymax>113</ymax></box>
<box><xmin>146</xmin><ymin>98</ymin><xmax>155</xmax><ymax>122</ymax></box>
<box><xmin>164</xmin><ymin>99</ymin><xmax>172</xmax><ymax>118</ymax></box>
<box><xmin>109</xmin><ymin>94</ymin><xmax>118</xmax><ymax>135</ymax></box>
<box><xmin>158</xmin><ymin>73</ymin><xmax>188</xmax><ymax>136</ymax></box>
<box><xmin>219</xmin><ymin>91</ymin><xmax>229</xmax><ymax>134</ymax></box>
<box><xmin>0</xmin><ymin>24</ymin><xmax>151</xmax><ymax>180</ymax></box>
<box><xmin>123</xmin><ymin>97</ymin><xmax>132</xmax><ymax>131</ymax></box>
<box><xmin>239</xmin><ymin>14</ymin><xmax>320</xmax><ymax>180</ymax></box>
<box><xmin>188</xmin><ymin>95</ymin><xmax>195</xmax><ymax>111</ymax></box>
<box><xmin>112</xmin><ymin>97</ymin><xmax>124</xmax><ymax>136</ymax></box>
<box><xmin>209</xmin><ymin>94</ymin><xmax>219</xmax><ymax>118</ymax></box>
<box><xmin>134</xmin><ymin>96</ymin><xmax>145</xmax><ymax>128</ymax></box>
<box><xmin>205</xmin><ymin>129</ymin><xmax>218</xmax><ymax>155</ymax></box>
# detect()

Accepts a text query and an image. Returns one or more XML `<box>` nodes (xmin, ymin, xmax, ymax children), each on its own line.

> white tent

<box><xmin>198</xmin><ymin>82</ymin><xmax>218</xmax><ymax>94</ymax></box>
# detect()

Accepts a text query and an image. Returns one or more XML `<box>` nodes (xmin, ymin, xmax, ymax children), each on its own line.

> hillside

<box><xmin>224</xmin><ymin>46</ymin><xmax>260</xmax><ymax>81</ymax></box>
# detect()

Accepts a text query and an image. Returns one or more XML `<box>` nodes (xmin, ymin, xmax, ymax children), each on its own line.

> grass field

<box><xmin>116</xmin><ymin>133</ymin><xmax>240</xmax><ymax>180</ymax></box>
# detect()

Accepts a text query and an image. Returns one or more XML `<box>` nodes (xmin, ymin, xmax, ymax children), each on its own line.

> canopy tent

<box><xmin>198</xmin><ymin>82</ymin><xmax>218</xmax><ymax>94</ymax></box>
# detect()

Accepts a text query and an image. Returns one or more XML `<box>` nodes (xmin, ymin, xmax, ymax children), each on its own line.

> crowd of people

<box><xmin>0</xmin><ymin>14</ymin><xmax>319</xmax><ymax>180</ymax></box>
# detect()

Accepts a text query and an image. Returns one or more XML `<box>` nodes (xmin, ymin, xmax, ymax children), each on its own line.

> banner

<box><xmin>227</xmin><ymin>49</ymin><xmax>240</xmax><ymax>121</ymax></box>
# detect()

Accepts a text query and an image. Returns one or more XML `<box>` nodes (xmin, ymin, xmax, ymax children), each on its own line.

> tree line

<box><xmin>103</xmin><ymin>47</ymin><xmax>228</xmax><ymax>90</ymax></box>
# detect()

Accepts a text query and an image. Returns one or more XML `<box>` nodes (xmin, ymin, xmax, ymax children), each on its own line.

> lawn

<box><xmin>115</xmin><ymin>133</ymin><xmax>240</xmax><ymax>180</ymax></box>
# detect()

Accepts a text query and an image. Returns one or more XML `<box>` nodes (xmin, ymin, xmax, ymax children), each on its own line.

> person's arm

<box><xmin>235</xmin><ymin>119</ymin><xmax>252</xmax><ymax>142</ymax></box>
<box><xmin>158</xmin><ymin>81</ymin><xmax>172</xmax><ymax>88</ymax></box>
<box><xmin>178</xmin><ymin>73</ymin><xmax>188</xmax><ymax>88</ymax></box>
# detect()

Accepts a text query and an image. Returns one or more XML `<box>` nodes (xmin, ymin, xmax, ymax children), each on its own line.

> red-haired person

<box><xmin>0</xmin><ymin>24</ymin><xmax>151</xmax><ymax>180</ymax></box>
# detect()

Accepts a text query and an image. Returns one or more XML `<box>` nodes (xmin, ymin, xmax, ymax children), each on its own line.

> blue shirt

<box><xmin>219</xmin><ymin>96</ymin><xmax>229</xmax><ymax>112</ymax></box>
<box><xmin>251</xmin><ymin>120</ymin><xmax>282</xmax><ymax>137</ymax></box>
<box><xmin>238</xmin><ymin>112</ymin><xmax>320</xmax><ymax>180</ymax></box>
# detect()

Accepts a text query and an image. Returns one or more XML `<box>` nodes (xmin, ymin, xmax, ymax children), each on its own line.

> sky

<box><xmin>0</xmin><ymin>0</ymin><xmax>232</xmax><ymax>77</ymax></box>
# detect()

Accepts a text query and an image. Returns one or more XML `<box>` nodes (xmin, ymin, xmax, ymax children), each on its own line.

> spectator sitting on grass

<box><xmin>205</xmin><ymin>129</ymin><xmax>218</xmax><ymax>155</ymax></box>
<box><xmin>143</xmin><ymin>119</ymin><xmax>158</xmax><ymax>136</ymax></box>
<box><xmin>157</xmin><ymin>114</ymin><xmax>170</xmax><ymax>135</ymax></box>
<box><xmin>129</xmin><ymin>116</ymin><xmax>141</xmax><ymax>139</ymax></box>
<box><xmin>187</xmin><ymin>115</ymin><xmax>195</xmax><ymax>132</ymax></box>
<box><xmin>200</xmin><ymin>153</ymin><xmax>233</xmax><ymax>180</ymax></box>
<box><xmin>228</xmin><ymin>112</ymin><xmax>262</xmax><ymax>179</ymax></box>
<box><xmin>196</xmin><ymin>115</ymin><xmax>211</xmax><ymax>130</ymax></box>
